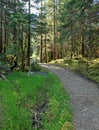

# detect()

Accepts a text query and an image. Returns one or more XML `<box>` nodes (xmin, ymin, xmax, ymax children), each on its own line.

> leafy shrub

<box><xmin>61</xmin><ymin>121</ymin><xmax>74</xmax><ymax>130</ymax></box>
<box><xmin>63</xmin><ymin>59</ymin><xmax>72</xmax><ymax>64</ymax></box>
<box><xmin>0</xmin><ymin>61</ymin><xmax>10</xmax><ymax>72</ymax></box>
<box><xmin>24</xmin><ymin>66</ymin><xmax>30</xmax><ymax>71</ymax></box>
<box><xmin>31</xmin><ymin>62</ymin><xmax>41</xmax><ymax>71</ymax></box>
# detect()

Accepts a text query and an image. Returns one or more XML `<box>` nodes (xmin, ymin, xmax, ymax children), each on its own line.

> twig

<box><xmin>0</xmin><ymin>74</ymin><xmax>9</xmax><ymax>82</ymax></box>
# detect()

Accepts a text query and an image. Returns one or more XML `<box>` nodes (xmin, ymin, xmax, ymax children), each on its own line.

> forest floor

<box><xmin>50</xmin><ymin>58</ymin><xmax>99</xmax><ymax>84</ymax></box>
<box><xmin>0</xmin><ymin>70</ymin><xmax>73</xmax><ymax>130</ymax></box>
<box><xmin>41</xmin><ymin>64</ymin><xmax>99</xmax><ymax>130</ymax></box>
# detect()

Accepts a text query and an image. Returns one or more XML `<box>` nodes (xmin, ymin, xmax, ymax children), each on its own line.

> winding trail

<box><xmin>41</xmin><ymin>64</ymin><xmax>99</xmax><ymax>130</ymax></box>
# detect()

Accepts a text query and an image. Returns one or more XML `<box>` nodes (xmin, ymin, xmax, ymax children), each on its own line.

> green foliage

<box><xmin>24</xmin><ymin>66</ymin><xmax>30</xmax><ymax>71</ymax></box>
<box><xmin>58</xmin><ymin>0</ymin><xmax>99</xmax><ymax>58</ymax></box>
<box><xmin>0</xmin><ymin>71</ymin><xmax>73</xmax><ymax>130</ymax></box>
<box><xmin>0</xmin><ymin>55</ymin><xmax>10</xmax><ymax>73</ymax></box>
<box><xmin>6</xmin><ymin>44</ymin><xmax>19</xmax><ymax>56</ymax></box>
<box><xmin>61</xmin><ymin>121</ymin><xmax>74</xmax><ymax>130</ymax></box>
<box><xmin>0</xmin><ymin>0</ymin><xmax>99</xmax><ymax>68</ymax></box>
<box><xmin>31</xmin><ymin>62</ymin><xmax>41</xmax><ymax>71</ymax></box>
<box><xmin>43</xmin><ymin>73</ymin><xmax>73</xmax><ymax>130</ymax></box>
<box><xmin>64</xmin><ymin>59</ymin><xmax>72</xmax><ymax>65</ymax></box>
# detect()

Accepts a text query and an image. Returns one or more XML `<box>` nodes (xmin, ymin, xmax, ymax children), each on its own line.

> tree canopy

<box><xmin>0</xmin><ymin>0</ymin><xmax>99</xmax><ymax>71</ymax></box>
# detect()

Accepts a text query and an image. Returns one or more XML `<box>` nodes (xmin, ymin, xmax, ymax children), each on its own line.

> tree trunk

<box><xmin>21</xmin><ymin>36</ymin><xmax>25</xmax><ymax>71</ymax></box>
<box><xmin>4</xmin><ymin>10</ymin><xmax>7</xmax><ymax>54</ymax></box>
<box><xmin>53</xmin><ymin>0</ymin><xmax>56</xmax><ymax>60</ymax></box>
<box><xmin>81</xmin><ymin>24</ymin><xmax>85</xmax><ymax>56</ymax></box>
<box><xmin>0</xmin><ymin>0</ymin><xmax>3</xmax><ymax>53</ymax></box>
<box><xmin>45</xmin><ymin>33</ymin><xmax>47</xmax><ymax>63</ymax></box>
<box><xmin>40</xmin><ymin>0</ymin><xmax>43</xmax><ymax>63</ymax></box>
<box><xmin>61</xmin><ymin>43</ymin><xmax>63</xmax><ymax>59</ymax></box>
<box><xmin>13</xmin><ymin>0</ymin><xmax>17</xmax><ymax>46</ymax></box>
<box><xmin>70</xmin><ymin>21</ymin><xmax>74</xmax><ymax>59</ymax></box>
<box><xmin>27</xmin><ymin>0</ymin><xmax>31</xmax><ymax>66</ymax></box>
<box><xmin>19</xmin><ymin>23</ymin><xmax>25</xmax><ymax>71</ymax></box>
<box><xmin>40</xmin><ymin>34</ymin><xmax>43</xmax><ymax>63</ymax></box>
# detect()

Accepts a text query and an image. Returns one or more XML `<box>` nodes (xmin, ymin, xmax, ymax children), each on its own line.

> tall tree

<box><xmin>27</xmin><ymin>0</ymin><xmax>31</xmax><ymax>66</ymax></box>
<box><xmin>40</xmin><ymin>0</ymin><xmax>43</xmax><ymax>63</ymax></box>
<box><xmin>0</xmin><ymin>0</ymin><xmax>3</xmax><ymax>53</ymax></box>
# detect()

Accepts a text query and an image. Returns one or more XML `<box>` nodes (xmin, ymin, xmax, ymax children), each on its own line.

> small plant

<box><xmin>31</xmin><ymin>61</ymin><xmax>41</xmax><ymax>71</ymax></box>
<box><xmin>61</xmin><ymin>121</ymin><xmax>74</xmax><ymax>130</ymax></box>
<box><xmin>0</xmin><ymin>61</ymin><xmax>10</xmax><ymax>74</ymax></box>
<box><xmin>24</xmin><ymin>66</ymin><xmax>31</xmax><ymax>71</ymax></box>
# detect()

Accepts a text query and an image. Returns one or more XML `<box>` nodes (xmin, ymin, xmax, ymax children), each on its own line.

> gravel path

<box><xmin>41</xmin><ymin>64</ymin><xmax>99</xmax><ymax>130</ymax></box>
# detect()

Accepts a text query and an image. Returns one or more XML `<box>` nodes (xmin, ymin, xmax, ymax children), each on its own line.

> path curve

<box><xmin>41</xmin><ymin>64</ymin><xmax>99</xmax><ymax>130</ymax></box>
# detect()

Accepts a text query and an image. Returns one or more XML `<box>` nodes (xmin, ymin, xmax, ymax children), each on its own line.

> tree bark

<box><xmin>40</xmin><ymin>0</ymin><xmax>43</xmax><ymax>63</ymax></box>
<box><xmin>81</xmin><ymin>24</ymin><xmax>85</xmax><ymax>56</ymax></box>
<box><xmin>45</xmin><ymin>33</ymin><xmax>47</xmax><ymax>63</ymax></box>
<box><xmin>27</xmin><ymin>0</ymin><xmax>31</xmax><ymax>66</ymax></box>
<box><xmin>0</xmin><ymin>0</ymin><xmax>3</xmax><ymax>53</ymax></box>
<box><xmin>53</xmin><ymin>0</ymin><xmax>56</xmax><ymax>60</ymax></box>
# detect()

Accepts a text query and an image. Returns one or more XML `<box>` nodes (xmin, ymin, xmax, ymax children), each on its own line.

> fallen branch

<box><xmin>0</xmin><ymin>74</ymin><xmax>9</xmax><ymax>82</ymax></box>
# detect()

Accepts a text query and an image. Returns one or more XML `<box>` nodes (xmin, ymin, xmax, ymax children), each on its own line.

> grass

<box><xmin>0</xmin><ymin>70</ymin><xmax>73</xmax><ymax>130</ymax></box>
<box><xmin>50</xmin><ymin>58</ymin><xmax>99</xmax><ymax>84</ymax></box>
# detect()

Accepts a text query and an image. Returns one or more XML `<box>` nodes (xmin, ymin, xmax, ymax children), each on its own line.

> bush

<box><xmin>31</xmin><ymin>62</ymin><xmax>41</xmax><ymax>71</ymax></box>
<box><xmin>0</xmin><ymin>61</ymin><xmax>10</xmax><ymax>73</ymax></box>
<box><xmin>24</xmin><ymin>66</ymin><xmax>30</xmax><ymax>71</ymax></box>
<box><xmin>63</xmin><ymin>59</ymin><xmax>72</xmax><ymax>64</ymax></box>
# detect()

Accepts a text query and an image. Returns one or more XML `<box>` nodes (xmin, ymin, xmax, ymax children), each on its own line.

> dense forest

<box><xmin>0</xmin><ymin>0</ymin><xmax>99</xmax><ymax>130</ymax></box>
<box><xmin>0</xmin><ymin>0</ymin><xmax>99</xmax><ymax>72</ymax></box>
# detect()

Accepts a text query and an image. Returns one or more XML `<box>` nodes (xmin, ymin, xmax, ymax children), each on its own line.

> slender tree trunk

<box><xmin>81</xmin><ymin>37</ymin><xmax>84</xmax><ymax>56</ymax></box>
<box><xmin>13</xmin><ymin>0</ymin><xmax>17</xmax><ymax>46</ymax></box>
<box><xmin>40</xmin><ymin>0</ymin><xmax>43</xmax><ymax>63</ymax></box>
<box><xmin>27</xmin><ymin>0</ymin><xmax>31</xmax><ymax>66</ymax></box>
<box><xmin>40</xmin><ymin>34</ymin><xmax>43</xmax><ymax>63</ymax></box>
<box><xmin>81</xmin><ymin>24</ymin><xmax>85</xmax><ymax>56</ymax></box>
<box><xmin>45</xmin><ymin>33</ymin><xmax>47</xmax><ymax>63</ymax></box>
<box><xmin>61</xmin><ymin>43</ymin><xmax>63</xmax><ymax>59</ymax></box>
<box><xmin>70</xmin><ymin>21</ymin><xmax>74</xmax><ymax>59</ymax></box>
<box><xmin>0</xmin><ymin>0</ymin><xmax>3</xmax><ymax>53</ymax></box>
<box><xmin>21</xmin><ymin>34</ymin><xmax>25</xmax><ymax>71</ymax></box>
<box><xmin>53</xmin><ymin>0</ymin><xmax>56</xmax><ymax>60</ymax></box>
<box><xmin>4</xmin><ymin>8</ymin><xmax>7</xmax><ymax>54</ymax></box>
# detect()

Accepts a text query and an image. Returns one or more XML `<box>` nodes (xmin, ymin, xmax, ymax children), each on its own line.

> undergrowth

<box><xmin>50</xmin><ymin>58</ymin><xmax>99</xmax><ymax>84</ymax></box>
<box><xmin>0</xmin><ymin>71</ymin><xmax>73</xmax><ymax>130</ymax></box>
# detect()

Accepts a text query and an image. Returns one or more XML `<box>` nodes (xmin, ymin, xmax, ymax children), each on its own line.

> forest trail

<box><xmin>41</xmin><ymin>64</ymin><xmax>99</xmax><ymax>130</ymax></box>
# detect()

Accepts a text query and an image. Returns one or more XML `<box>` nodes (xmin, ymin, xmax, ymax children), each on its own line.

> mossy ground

<box><xmin>50</xmin><ymin>58</ymin><xmax>99</xmax><ymax>84</ymax></box>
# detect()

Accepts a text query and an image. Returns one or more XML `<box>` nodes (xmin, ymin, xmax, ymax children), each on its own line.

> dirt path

<box><xmin>41</xmin><ymin>64</ymin><xmax>99</xmax><ymax>130</ymax></box>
